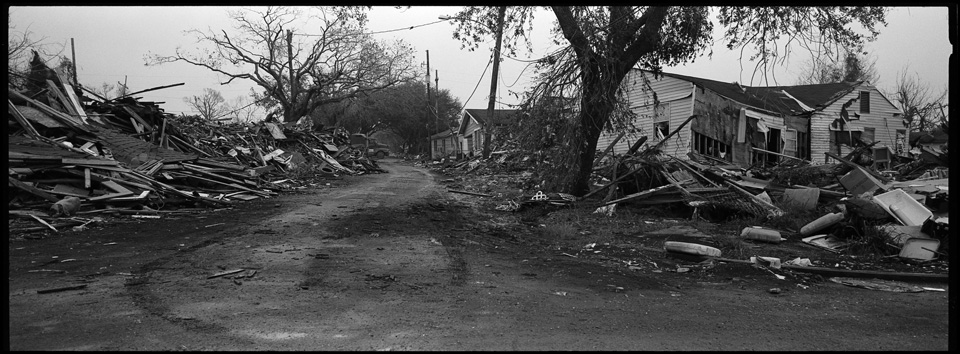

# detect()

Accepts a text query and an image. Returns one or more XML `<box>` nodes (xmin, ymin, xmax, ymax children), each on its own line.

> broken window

<box><xmin>654</xmin><ymin>121</ymin><xmax>670</xmax><ymax>140</ymax></box>
<box><xmin>832</xmin><ymin>130</ymin><xmax>862</xmax><ymax>146</ymax></box>
<box><xmin>692</xmin><ymin>130</ymin><xmax>730</xmax><ymax>161</ymax></box>
<box><xmin>859</xmin><ymin>91</ymin><xmax>870</xmax><ymax>114</ymax></box>
<box><xmin>862</xmin><ymin>127</ymin><xmax>876</xmax><ymax>143</ymax></box>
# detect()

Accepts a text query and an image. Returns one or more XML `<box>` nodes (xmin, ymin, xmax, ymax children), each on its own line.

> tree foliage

<box><xmin>183</xmin><ymin>88</ymin><xmax>229</xmax><ymax>121</ymax></box>
<box><xmin>146</xmin><ymin>6</ymin><xmax>417</xmax><ymax>123</ymax></box>
<box><xmin>449</xmin><ymin>6</ymin><xmax>887</xmax><ymax>195</ymax></box>
<box><xmin>313</xmin><ymin>80</ymin><xmax>462</xmax><ymax>154</ymax></box>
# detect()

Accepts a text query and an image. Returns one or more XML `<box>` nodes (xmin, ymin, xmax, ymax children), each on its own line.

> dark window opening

<box><xmin>692</xmin><ymin>130</ymin><xmax>730</xmax><ymax>161</ymax></box>
<box><xmin>859</xmin><ymin>91</ymin><xmax>870</xmax><ymax>114</ymax></box>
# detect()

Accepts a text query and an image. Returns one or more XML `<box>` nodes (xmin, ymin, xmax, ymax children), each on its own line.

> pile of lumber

<box><xmin>8</xmin><ymin>55</ymin><xmax>383</xmax><ymax>228</ymax></box>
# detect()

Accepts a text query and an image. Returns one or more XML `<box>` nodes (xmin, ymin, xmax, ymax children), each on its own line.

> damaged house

<box><xmin>457</xmin><ymin>108</ymin><xmax>518</xmax><ymax>157</ymax></box>
<box><xmin>598</xmin><ymin>69</ymin><xmax>906</xmax><ymax>168</ymax></box>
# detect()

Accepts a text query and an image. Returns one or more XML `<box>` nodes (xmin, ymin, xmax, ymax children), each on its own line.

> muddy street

<box><xmin>8</xmin><ymin>160</ymin><xmax>949</xmax><ymax>350</ymax></box>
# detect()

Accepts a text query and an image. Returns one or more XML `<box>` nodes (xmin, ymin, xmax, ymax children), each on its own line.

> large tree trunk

<box><xmin>569</xmin><ymin>88</ymin><xmax>615</xmax><ymax>196</ymax></box>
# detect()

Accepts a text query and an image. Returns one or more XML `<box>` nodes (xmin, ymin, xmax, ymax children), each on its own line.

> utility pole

<box><xmin>426</xmin><ymin>50</ymin><xmax>433</xmax><ymax>134</ymax></box>
<box><xmin>70</xmin><ymin>38</ymin><xmax>78</xmax><ymax>86</ymax></box>
<box><xmin>435</xmin><ymin>69</ymin><xmax>440</xmax><ymax>132</ymax></box>
<box><xmin>286</xmin><ymin>30</ymin><xmax>295</xmax><ymax>123</ymax></box>
<box><xmin>482</xmin><ymin>6</ymin><xmax>506</xmax><ymax>159</ymax></box>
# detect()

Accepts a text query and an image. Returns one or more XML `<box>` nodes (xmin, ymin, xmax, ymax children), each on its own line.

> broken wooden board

<box><xmin>61</xmin><ymin>82</ymin><xmax>89</xmax><ymax>124</ymax></box>
<box><xmin>51</xmin><ymin>184</ymin><xmax>91</xmax><ymax>198</ymax></box>
<box><xmin>101</xmin><ymin>180</ymin><xmax>134</xmax><ymax>194</ymax></box>
<box><xmin>8</xmin><ymin>177</ymin><xmax>60</xmax><ymax>202</ymax></box>
<box><xmin>208</xmin><ymin>269</ymin><xmax>245</xmax><ymax>279</ymax></box>
<box><xmin>263</xmin><ymin>122</ymin><xmax>287</xmax><ymax>140</ymax></box>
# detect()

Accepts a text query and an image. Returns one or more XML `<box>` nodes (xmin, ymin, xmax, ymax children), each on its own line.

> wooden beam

<box><xmin>593</xmin><ymin>132</ymin><xmax>625</xmax><ymax>165</ymax></box>
<box><xmin>8</xmin><ymin>177</ymin><xmax>60</xmax><ymax>202</ymax></box>
<box><xmin>84</xmin><ymin>168</ymin><xmax>91</xmax><ymax>188</ymax></box>
<box><xmin>123</xmin><ymin>106</ymin><xmax>154</xmax><ymax>132</ymax></box>
<box><xmin>597</xmin><ymin>184</ymin><xmax>675</xmax><ymax>207</ymax></box>
<box><xmin>7</xmin><ymin>100</ymin><xmax>42</xmax><ymax>139</ymax></box>
<box><xmin>61</xmin><ymin>83</ymin><xmax>89</xmax><ymax>124</ymax></box>
<box><xmin>751</xmin><ymin>147</ymin><xmax>807</xmax><ymax>163</ymax></box>
<box><xmin>45</xmin><ymin>79</ymin><xmax>79</xmax><ymax>116</ymax></box>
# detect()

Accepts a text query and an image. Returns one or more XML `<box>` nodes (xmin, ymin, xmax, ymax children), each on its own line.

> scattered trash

<box><xmin>750</xmin><ymin>256</ymin><xmax>782</xmax><ymax>269</ymax></box>
<box><xmin>740</xmin><ymin>227</ymin><xmax>784</xmax><ymax>243</ymax></box>
<box><xmin>784</xmin><ymin>257</ymin><xmax>813</xmax><ymax>267</ymax></box>
<box><xmin>829</xmin><ymin>277</ymin><xmax>925</xmax><ymax>292</ymax></box>
<box><xmin>899</xmin><ymin>238</ymin><xmax>940</xmax><ymax>261</ymax></box>
<box><xmin>801</xmin><ymin>234</ymin><xmax>848</xmax><ymax>254</ymax></box>
<box><xmin>768</xmin><ymin>288</ymin><xmax>782</xmax><ymax>294</ymax></box>
<box><xmin>800</xmin><ymin>212</ymin><xmax>845</xmax><ymax>236</ymax></box>
<box><xmin>663</xmin><ymin>241</ymin><xmax>721</xmax><ymax>257</ymax></box>
<box><xmin>50</xmin><ymin>196</ymin><xmax>81</xmax><ymax>217</ymax></box>
<box><xmin>208</xmin><ymin>269</ymin><xmax>245</xmax><ymax>279</ymax></box>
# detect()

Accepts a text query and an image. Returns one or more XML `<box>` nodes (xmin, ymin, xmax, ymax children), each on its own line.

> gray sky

<box><xmin>9</xmin><ymin>6</ymin><xmax>951</xmax><ymax>118</ymax></box>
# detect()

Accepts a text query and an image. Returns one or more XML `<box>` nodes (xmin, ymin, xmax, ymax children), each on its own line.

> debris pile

<box><xmin>429</xmin><ymin>112</ymin><xmax>948</xmax><ymax>271</ymax></box>
<box><xmin>8</xmin><ymin>59</ymin><xmax>385</xmax><ymax>235</ymax></box>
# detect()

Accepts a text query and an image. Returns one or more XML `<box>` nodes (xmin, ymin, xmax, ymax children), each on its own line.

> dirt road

<box><xmin>8</xmin><ymin>160</ymin><xmax>949</xmax><ymax>350</ymax></box>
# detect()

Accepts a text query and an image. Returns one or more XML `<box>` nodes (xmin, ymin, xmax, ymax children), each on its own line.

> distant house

<box><xmin>428</xmin><ymin>129</ymin><xmax>460</xmax><ymax>160</ymax></box>
<box><xmin>457</xmin><ymin>108</ymin><xmax>518</xmax><ymax>157</ymax></box>
<box><xmin>597</xmin><ymin>69</ymin><xmax>907</xmax><ymax>167</ymax></box>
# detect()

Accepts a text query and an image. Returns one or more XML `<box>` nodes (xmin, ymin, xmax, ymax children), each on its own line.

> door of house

<box><xmin>766</xmin><ymin>128</ymin><xmax>782</xmax><ymax>164</ymax></box>
<box><xmin>782</xmin><ymin>128</ymin><xmax>798</xmax><ymax>160</ymax></box>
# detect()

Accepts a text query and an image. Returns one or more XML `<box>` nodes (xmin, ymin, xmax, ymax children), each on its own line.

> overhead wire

<box><xmin>458</xmin><ymin>56</ymin><xmax>493</xmax><ymax>112</ymax></box>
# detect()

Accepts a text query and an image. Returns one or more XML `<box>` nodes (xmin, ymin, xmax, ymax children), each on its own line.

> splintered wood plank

<box><xmin>122</xmin><ymin>106</ymin><xmax>154</xmax><ymax>131</ymax></box>
<box><xmin>8</xmin><ymin>177</ymin><xmax>60</xmax><ymax>202</ymax></box>
<box><xmin>46</xmin><ymin>80</ymin><xmax>79</xmax><ymax>116</ymax></box>
<box><xmin>87</xmin><ymin>191</ymin><xmax>134</xmax><ymax>202</ymax></box>
<box><xmin>52</xmin><ymin>183</ymin><xmax>91</xmax><ymax>197</ymax></box>
<box><xmin>8</xmin><ymin>100</ymin><xmax>42</xmax><ymax>139</ymax></box>
<box><xmin>101</xmin><ymin>180</ymin><xmax>134</xmax><ymax>194</ymax></box>
<box><xmin>61</xmin><ymin>158</ymin><xmax>119</xmax><ymax>166</ymax></box>
<box><xmin>61</xmin><ymin>83</ymin><xmax>89</xmax><ymax>123</ymax></box>
<box><xmin>84</xmin><ymin>168</ymin><xmax>91</xmax><ymax>188</ymax></box>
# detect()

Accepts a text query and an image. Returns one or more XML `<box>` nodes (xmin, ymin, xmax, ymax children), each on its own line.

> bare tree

<box><xmin>146</xmin><ymin>6</ymin><xmax>417</xmax><ymax>123</ymax></box>
<box><xmin>183</xmin><ymin>88</ymin><xmax>229</xmax><ymax>121</ymax></box>
<box><xmin>889</xmin><ymin>67</ymin><xmax>947</xmax><ymax>133</ymax></box>
<box><xmin>224</xmin><ymin>95</ymin><xmax>267</xmax><ymax>123</ymax></box>
<box><xmin>8</xmin><ymin>13</ymin><xmax>68</xmax><ymax>90</ymax></box>
<box><xmin>797</xmin><ymin>50</ymin><xmax>880</xmax><ymax>85</ymax></box>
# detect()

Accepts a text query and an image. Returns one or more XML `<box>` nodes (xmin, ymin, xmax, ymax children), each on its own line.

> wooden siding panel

<box><xmin>809</xmin><ymin>84</ymin><xmax>904</xmax><ymax>163</ymax></box>
<box><xmin>598</xmin><ymin>70</ymin><xmax>694</xmax><ymax>157</ymax></box>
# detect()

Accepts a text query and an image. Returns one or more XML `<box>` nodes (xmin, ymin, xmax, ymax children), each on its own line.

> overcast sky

<box><xmin>9</xmin><ymin>6</ymin><xmax>951</xmax><ymax>118</ymax></box>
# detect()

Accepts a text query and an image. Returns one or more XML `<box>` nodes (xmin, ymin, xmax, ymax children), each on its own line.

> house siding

<box><xmin>460</xmin><ymin>115</ymin><xmax>484</xmax><ymax>156</ymax></box>
<box><xmin>597</xmin><ymin>71</ymin><xmax>694</xmax><ymax>158</ymax></box>
<box><xmin>809</xmin><ymin>84</ymin><xmax>905</xmax><ymax>163</ymax></box>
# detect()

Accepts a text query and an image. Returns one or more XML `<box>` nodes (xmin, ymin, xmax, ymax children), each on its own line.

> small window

<box><xmin>654</xmin><ymin>121</ymin><xmax>670</xmax><ymax>140</ymax></box>
<box><xmin>833</xmin><ymin>131</ymin><xmax>862</xmax><ymax>146</ymax></box>
<box><xmin>859</xmin><ymin>91</ymin><xmax>870</xmax><ymax>114</ymax></box>
<box><xmin>862</xmin><ymin>127</ymin><xmax>875</xmax><ymax>143</ymax></box>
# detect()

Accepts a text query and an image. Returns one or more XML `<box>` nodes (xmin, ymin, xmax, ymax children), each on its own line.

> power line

<box><xmin>295</xmin><ymin>19</ymin><xmax>447</xmax><ymax>37</ymax></box>
<box><xmin>459</xmin><ymin>57</ymin><xmax>493</xmax><ymax>112</ymax></box>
